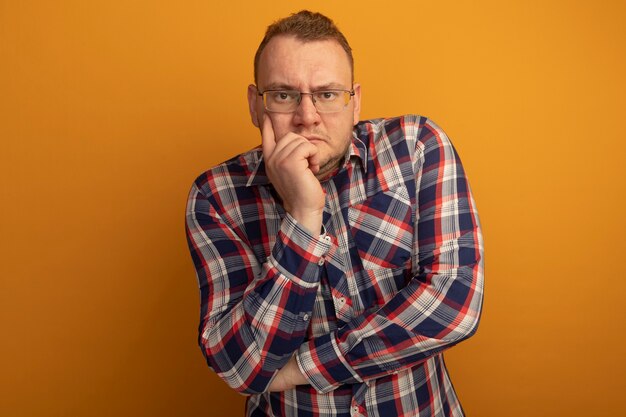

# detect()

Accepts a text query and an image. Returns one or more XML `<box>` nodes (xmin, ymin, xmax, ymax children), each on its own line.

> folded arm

<box><xmin>186</xmin><ymin>183</ymin><xmax>330</xmax><ymax>394</ymax></box>
<box><xmin>295</xmin><ymin>119</ymin><xmax>485</xmax><ymax>393</ymax></box>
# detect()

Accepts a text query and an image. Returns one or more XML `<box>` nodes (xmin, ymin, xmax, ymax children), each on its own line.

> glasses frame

<box><xmin>257</xmin><ymin>88</ymin><xmax>355</xmax><ymax>113</ymax></box>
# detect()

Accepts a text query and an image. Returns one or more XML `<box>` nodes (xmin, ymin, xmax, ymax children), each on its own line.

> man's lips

<box><xmin>302</xmin><ymin>134</ymin><xmax>327</xmax><ymax>143</ymax></box>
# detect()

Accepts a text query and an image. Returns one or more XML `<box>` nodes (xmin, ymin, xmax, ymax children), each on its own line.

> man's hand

<box><xmin>261</xmin><ymin>115</ymin><xmax>325</xmax><ymax>235</ymax></box>
<box><xmin>268</xmin><ymin>355</ymin><xmax>308</xmax><ymax>392</ymax></box>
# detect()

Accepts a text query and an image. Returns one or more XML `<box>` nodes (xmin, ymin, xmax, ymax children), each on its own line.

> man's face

<box><xmin>248</xmin><ymin>35</ymin><xmax>361</xmax><ymax>179</ymax></box>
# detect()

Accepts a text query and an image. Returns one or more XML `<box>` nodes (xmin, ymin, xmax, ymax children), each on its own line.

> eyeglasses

<box><xmin>257</xmin><ymin>89</ymin><xmax>355</xmax><ymax>113</ymax></box>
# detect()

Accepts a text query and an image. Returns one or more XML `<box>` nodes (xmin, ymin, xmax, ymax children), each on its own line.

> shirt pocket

<box><xmin>348</xmin><ymin>184</ymin><xmax>413</xmax><ymax>270</ymax></box>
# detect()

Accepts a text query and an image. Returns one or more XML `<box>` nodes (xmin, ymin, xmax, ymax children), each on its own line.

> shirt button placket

<box><xmin>318</xmin><ymin>235</ymin><xmax>331</xmax><ymax>266</ymax></box>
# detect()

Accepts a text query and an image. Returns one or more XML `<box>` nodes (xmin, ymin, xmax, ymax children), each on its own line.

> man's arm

<box><xmin>293</xmin><ymin>118</ymin><xmax>484</xmax><ymax>393</ymax></box>
<box><xmin>186</xmin><ymin>177</ymin><xmax>329</xmax><ymax>395</ymax></box>
<box><xmin>186</xmin><ymin>116</ymin><xmax>329</xmax><ymax>394</ymax></box>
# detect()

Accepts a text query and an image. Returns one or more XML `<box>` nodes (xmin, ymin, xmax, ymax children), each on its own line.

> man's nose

<box><xmin>293</xmin><ymin>93</ymin><xmax>320</xmax><ymax>126</ymax></box>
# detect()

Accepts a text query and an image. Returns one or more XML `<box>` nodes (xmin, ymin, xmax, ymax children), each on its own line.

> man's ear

<box><xmin>352</xmin><ymin>83</ymin><xmax>362</xmax><ymax>125</ymax></box>
<box><xmin>248</xmin><ymin>84</ymin><xmax>261</xmax><ymax>128</ymax></box>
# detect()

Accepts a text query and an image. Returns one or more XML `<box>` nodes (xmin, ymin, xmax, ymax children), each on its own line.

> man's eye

<box><xmin>317</xmin><ymin>91</ymin><xmax>339</xmax><ymax>101</ymax></box>
<box><xmin>271</xmin><ymin>92</ymin><xmax>296</xmax><ymax>102</ymax></box>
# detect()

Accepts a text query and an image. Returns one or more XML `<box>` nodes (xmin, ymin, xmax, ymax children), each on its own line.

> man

<box><xmin>186</xmin><ymin>10</ymin><xmax>484</xmax><ymax>417</ymax></box>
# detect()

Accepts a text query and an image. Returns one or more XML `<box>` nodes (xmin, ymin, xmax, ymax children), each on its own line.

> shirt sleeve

<box><xmin>295</xmin><ymin>119</ymin><xmax>485</xmax><ymax>393</ymax></box>
<box><xmin>186</xmin><ymin>180</ymin><xmax>331</xmax><ymax>394</ymax></box>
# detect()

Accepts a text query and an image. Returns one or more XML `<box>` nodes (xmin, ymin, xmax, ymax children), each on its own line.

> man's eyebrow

<box><xmin>261</xmin><ymin>82</ymin><xmax>351</xmax><ymax>91</ymax></box>
<box><xmin>312</xmin><ymin>82</ymin><xmax>350</xmax><ymax>91</ymax></box>
<box><xmin>262</xmin><ymin>83</ymin><xmax>297</xmax><ymax>90</ymax></box>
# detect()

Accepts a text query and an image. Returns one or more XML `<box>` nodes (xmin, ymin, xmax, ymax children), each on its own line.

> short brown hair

<box><xmin>253</xmin><ymin>10</ymin><xmax>354</xmax><ymax>83</ymax></box>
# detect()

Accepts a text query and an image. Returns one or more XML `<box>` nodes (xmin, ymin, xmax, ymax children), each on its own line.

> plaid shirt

<box><xmin>186</xmin><ymin>115</ymin><xmax>484</xmax><ymax>417</ymax></box>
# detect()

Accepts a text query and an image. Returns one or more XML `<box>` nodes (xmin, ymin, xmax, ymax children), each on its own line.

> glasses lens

<box><xmin>313</xmin><ymin>91</ymin><xmax>350</xmax><ymax>113</ymax></box>
<box><xmin>262</xmin><ymin>90</ymin><xmax>352</xmax><ymax>113</ymax></box>
<box><xmin>264</xmin><ymin>91</ymin><xmax>299</xmax><ymax>112</ymax></box>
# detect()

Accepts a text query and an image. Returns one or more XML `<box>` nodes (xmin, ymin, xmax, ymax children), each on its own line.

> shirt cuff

<box><xmin>269</xmin><ymin>213</ymin><xmax>332</xmax><ymax>286</ymax></box>
<box><xmin>295</xmin><ymin>333</ymin><xmax>362</xmax><ymax>394</ymax></box>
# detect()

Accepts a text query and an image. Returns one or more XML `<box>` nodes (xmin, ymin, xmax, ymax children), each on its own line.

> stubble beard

<box><xmin>314</xmin><ymin>140</ymin><xmax>351</xmax><ymax>181</ymax></box>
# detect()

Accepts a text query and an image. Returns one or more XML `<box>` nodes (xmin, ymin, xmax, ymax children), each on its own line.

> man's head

<box><xmin>248</xmin><ymin>11</ymin><xmax>361</xmax><ymax>180</ymax></box>
<box><xmin>253</xmin><ymin>10</ymin><xmax>354</xmax><ymax>84</ymax></box>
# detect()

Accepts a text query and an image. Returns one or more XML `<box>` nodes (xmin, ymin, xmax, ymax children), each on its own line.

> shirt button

<box><xmin>351</xmin><ymin>406</ymin><xmax>359</xmax><ymax>416</ymax></box>
<box><xmin>318</xmin><ymin>258</ymin><xmax>325</xmax><ymax>266</ymax></box>
<box><xmin>338</xmin><ymin>297</ymin><xmax>346</xmax><ymax>304</ymax></box>
<box><xmin>302</xmin><ymin>313</ymin><xmax>310</xmax><ymax>321</ymax></box>
<box><xmin>324</xmin><ymin>235</ymin><xmax>332</xmax><ymax>242</ymax></box>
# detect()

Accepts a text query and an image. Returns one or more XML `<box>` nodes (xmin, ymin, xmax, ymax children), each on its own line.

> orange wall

<box><xmin>1</xmin><ymin>1</ymin><xmax>625</xmax><ymax>416</ymax></box>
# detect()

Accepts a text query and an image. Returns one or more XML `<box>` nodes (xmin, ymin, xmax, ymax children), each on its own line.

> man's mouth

<box><xmin>302</xmin><ymin>133</ymin><xmax>327</xmax><ymax>143</ymax></box>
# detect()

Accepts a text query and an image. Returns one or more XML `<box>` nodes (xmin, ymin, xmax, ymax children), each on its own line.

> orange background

<box><xmin>1</xmin><ymin>1</ymin><xmax>625</xmax><ymax>416</ymax></box>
